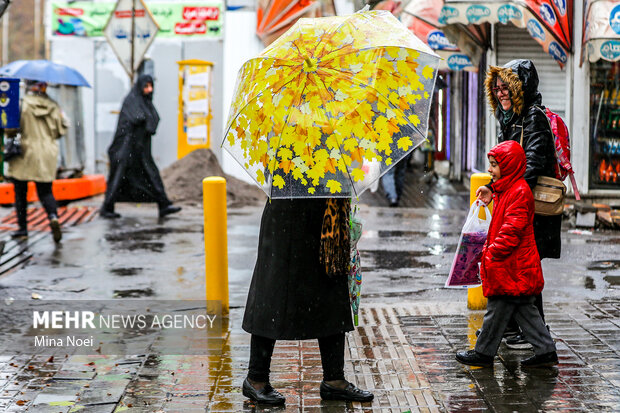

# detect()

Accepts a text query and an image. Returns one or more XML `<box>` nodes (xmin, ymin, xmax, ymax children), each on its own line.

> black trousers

<box><xmin>248</xmin><ymin>334</ymin><xmax>345</xmax><ymax>383</ymax></box>
<box><xmin>11</xmin><ymin>179</ymin><xmax>57</xmax><ymax>231</ymax></box>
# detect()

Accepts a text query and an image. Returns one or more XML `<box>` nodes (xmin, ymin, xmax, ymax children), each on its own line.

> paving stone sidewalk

<box><xmin>2</xmin><ymin>299</ymin><xmax>619</xmax><ymax>412</ymax></box>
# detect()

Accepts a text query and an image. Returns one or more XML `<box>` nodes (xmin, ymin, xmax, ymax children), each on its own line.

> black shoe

<box><xmin>521</xmin><ymin>351</ymin><xmax>558</xmax><ymax>368</ymax></box>
<box><xmin>319</xmin><ymin>380</ymin><xmax>374</xmax><ymax>402</ymax></box>
<box><xmin>388</xmin><ymin>198</ymin><xmax>399</xmax><ymax>207</ymax></box>
<box><xmin>100</xmin><ymin>209</ymin><xmax>121</xmax><ymax>219</ymax></box>
<box><xmin>10</xmin><ymin>229</ymin><xmax>28</xmax><ymax>239</ymax></box>
<box><xmin>242</xmin><ymin>378</ymin><xmax>285</xmax><ymax>405</ymax></box>
<box><xmin>159</xmin><ymin>205</ymin><xmax>182</xmax><ymax>218</ymax></box>
<box><xmin>455</xmin><ymin>350</ymin><xmax>494</xmax><ymax>367</ymax></box>
<box><xmin>505</xmin><ymin>334</ymin><xmax>533</xmax><ymax>350</ymax></box>
<box><xmin>49</xmin><ymin>217</ymin><xmax>62</xmax><ymax>243</ymax></box>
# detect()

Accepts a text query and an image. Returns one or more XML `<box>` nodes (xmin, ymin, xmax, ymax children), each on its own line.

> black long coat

<box><xmin>242</xmin><ymin>199</ymin><xmax>354</xmax><ymax>340</ymax></box>
<box><xmin>103</xmin><ymin>75</ymin><xmax>171</xmax><ymax>208</ymax></box>
<box><xmin>485</xmin><ymin>60</ymin><xmax>561</xmax><ymax>259</ymax></box>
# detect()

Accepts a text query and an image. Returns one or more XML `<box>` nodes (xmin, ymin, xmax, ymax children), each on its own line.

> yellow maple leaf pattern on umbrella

<box><xmin>223</xmin><ymin>9</ymin><xmax>439</xmax><ymax>198</ymax></box>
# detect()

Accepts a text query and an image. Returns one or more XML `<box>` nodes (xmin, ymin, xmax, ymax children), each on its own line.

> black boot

<box><xmin>456</xmin><ymin>349</ymin><xmax>494</xmax><ymax>367</ymax></box>
<box><xmin>521</xmin><ymin>351</ymin><xmax>558</xmax><ymax>368</ymax></box>
<box><xmin>49</xmin><ymin>215</ymin><xmax>62</xmax><ymax>243</ymax></box>
<box><xmin>159</xmin><ymin>205</ymin><xmax>182</xmax><ymax>218</ymax></box>
<box><xmin>100</xmin><ymin>206</ymin><xmax>121</xmax><ymax>219</ymax></box>
<box><xmin>11</xmin><ymin>229</ymin><xmax>28</xmax><ymax>239</ymax></box>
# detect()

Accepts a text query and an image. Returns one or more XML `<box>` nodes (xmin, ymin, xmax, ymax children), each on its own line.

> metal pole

<box><xmin>467</xmin><ymin>173</ymin><xmax>492</xmax><ymax>310</ymax></box>
<box><xmin>130</xmin><ymin>0</ymin><xmax>135</xmax><ymax>81</ymax></box>
<box><xmin>2</xmin><ymin>8</ymin><xmax>9</xmax><ymax>65</ymax></box>
<box><xmin>34</xmin><ymin>0</ymin><xmax>40</xmax><ymax>58</ymax></box>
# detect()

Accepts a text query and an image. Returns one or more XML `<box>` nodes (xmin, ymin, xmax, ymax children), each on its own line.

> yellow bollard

<box><xmin>203</xmin><ymin>177</ymin><xmax>229</xmax><ymax>316</ymax></box>
<box><xmin>467</xmin><ymin>173</ymin><xmax>492</xmax><ymax>310</ymax></box>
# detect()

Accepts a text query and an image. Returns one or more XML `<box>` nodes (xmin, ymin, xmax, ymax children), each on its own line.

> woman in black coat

<box><xmin>100</xmin><ymin>75</ymin><xmax>181</xmax><ymax>219</ymax></box>
<box><xmin>477</xmin><ymin>59</ymin><xmax>561</xmax><ymax>343</ymax></box>
<box><xmin>241</xmin><ymin>198</ymin><xmax>373</xmax><ymax>405</ymax></box>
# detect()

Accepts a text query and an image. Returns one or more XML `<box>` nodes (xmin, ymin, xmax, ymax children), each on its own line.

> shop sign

<box><xmin>539</xmin><ymin>3</ymin><xmax>556</xmax><ymax>26</ymax></box>
<box><xmin>610</xmin><ymin>4</ymin><xmax>620</xmax><ymax>35</ymax></box>
<box><xmin>438</xmin><ymin>6</ymin><xmax>458</xmax><ymax>25</ymax></box>
<box><xmin>526</xmin><ymin>19</ymin><xmax>545</xmax><ymax>41</ymax></box>
<box><xmin>600</xmin><ymin>40</ymin><xmax>620</xmax><ymax>61</ymax></box>
<box><xmin>447</xmin><ymin>54</ymin><xmax>472</xmax><ymax>71</ymax></box>
<box><xmin>51</xmin><ymin>1</ymin><xmax>223</xmax><ymax>38</ymax></box>
<box><xmin>498</xmin><ymin>4</ymin><xmax>522</xmax><ymax>24</ymax></box>
<box><xmin>427</xmin><ymin>31</ymin><xmax>456</xmax><ymax>50</ymax></box>
<box><xmin>548</xmin><ymin>41</ymin><xmax>567</xmax><ymax>63</ymax></box>
<box><xmin>466</xmin><ymin>5</ymin><xmax>490</xmax><ymax>23</ymax></box>
<box><xmin>552</xmin><ymin>0</ymin><xmax>566</xmax><ymax>16</ymax></box>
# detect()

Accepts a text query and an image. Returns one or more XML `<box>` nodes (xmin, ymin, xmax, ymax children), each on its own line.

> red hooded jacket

<box><xmin>481</xmin><ymin>140</ymin><xmax>543</xmax><ymax>297</ymax></box>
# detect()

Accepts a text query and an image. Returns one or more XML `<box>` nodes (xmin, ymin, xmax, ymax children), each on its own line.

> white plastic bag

<box><xmin>360</xmin><ymin>159</ymin><xmax>380</xmax><ymax>193</ymax></box>
<box><xmin>445</xmin><ymin>200</ymin><xmax>492</xmax><ymax>288</ymax></box>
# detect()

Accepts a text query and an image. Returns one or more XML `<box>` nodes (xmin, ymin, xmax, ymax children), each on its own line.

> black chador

<box><xmin>101</xmin><ymin>75</ymin><xmax>180</xmax><ymax>219</ymax></box>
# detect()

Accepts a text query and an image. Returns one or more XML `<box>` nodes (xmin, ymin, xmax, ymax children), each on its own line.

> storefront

<box><xmin>583</xmin><ymin>0</ymin><xmax>620</xmax><ymax>192</ymax></box>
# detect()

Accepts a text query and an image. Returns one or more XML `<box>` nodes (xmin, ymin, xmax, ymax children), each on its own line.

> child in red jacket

<box><xmin>456</xmin><ymin>140</ymin><xmax>557</xmax><ymax>368</ymax></box>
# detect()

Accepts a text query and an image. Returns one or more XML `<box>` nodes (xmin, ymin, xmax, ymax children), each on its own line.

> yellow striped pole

<box><xmin>203</xmin><ymin>177</ymin><xmax>229</xmax><ymax>315</ymax></box>
<box><xmin>468</xmin><ymin>173</ymin><xmax>492</xmax><ymax>310</ymax></box>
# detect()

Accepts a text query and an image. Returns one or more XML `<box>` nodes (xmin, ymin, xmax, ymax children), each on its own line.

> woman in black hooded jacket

<box><xmin>100</xmin><ymin>75</ymin><xmax>181</xmax><ymax>218</ymax></box>
<box><xmin>477</xmin><ymin>59</ymin><xmax>561</xmax><ymax>340</ymax></box>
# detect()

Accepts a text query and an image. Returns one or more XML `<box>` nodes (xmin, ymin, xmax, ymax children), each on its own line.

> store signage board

<box><xmin>103</xmin><ymin>0</ymin><xmax>159</xmax><ymax>77</ymax></box>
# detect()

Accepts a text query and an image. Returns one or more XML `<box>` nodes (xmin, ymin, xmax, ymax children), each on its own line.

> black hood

<box><xmin>503</xmin><ymin>59</ymin><xmax>542</xmax><ymax>108</ymax></box>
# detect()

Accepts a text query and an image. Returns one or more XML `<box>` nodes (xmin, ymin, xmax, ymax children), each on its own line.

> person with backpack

<box><xmin>476</xmin><ymin>59</ymin><xmax>561</xmax><ymax>349</ymax></box>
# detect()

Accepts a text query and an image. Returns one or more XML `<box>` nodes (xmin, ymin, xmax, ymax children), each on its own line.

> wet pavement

<box><xmin>0</xmin><ymin>186</ymin><xmax>618</xmax><ymax>411</ymax></box>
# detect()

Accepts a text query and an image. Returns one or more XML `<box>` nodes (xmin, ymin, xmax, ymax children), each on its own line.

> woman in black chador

<box><xmin>100</xmin><ymin>74</ymin><xmax>180</xmax><ymax>218</ymax></box>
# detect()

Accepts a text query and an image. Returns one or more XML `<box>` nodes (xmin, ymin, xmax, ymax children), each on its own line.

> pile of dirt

<box><xmin>161</xmin><ymin>149</ymin><xmax>266</xmax><ymax>208</ymax></box>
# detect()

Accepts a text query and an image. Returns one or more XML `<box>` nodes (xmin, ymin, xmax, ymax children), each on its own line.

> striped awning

<box><xmin>582</xmin><ymin>0</ymin><xmax>620</xmax><ymax>64</ymax></box>
<box><xmin>438</xmin><ymin>0</ymin><xmax>573</xmax><ymax>68</ymax></box>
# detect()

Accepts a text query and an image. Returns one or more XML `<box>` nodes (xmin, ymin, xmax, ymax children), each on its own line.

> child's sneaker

<box><xmin>505</xmin><ymin>334</ymin><xmax>533</xmax><ymax>350</ymax></box>
<box><xmin>520</xmin><ymin>351</ymin><xmax>558</xmax><ymax>368</ymax></box>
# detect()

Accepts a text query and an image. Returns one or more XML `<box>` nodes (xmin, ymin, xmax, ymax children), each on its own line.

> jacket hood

<box><xmin>488</xmin><ymin>140</ymin><xmax>526</xmax><ymax>193</ymax></box>
<box><xmin>25</xmin><ymin>94</ymin><xmax>57</xmax><ymax>118</ymax></box>
<box><xmin>484</xmin><ymin>59</ymin><xmax>542</xmax><ymax>116</ymax></box>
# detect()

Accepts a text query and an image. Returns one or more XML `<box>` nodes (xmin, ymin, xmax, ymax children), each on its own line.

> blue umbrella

<box><xmin>0</xmin><ymin>60</ymin><xmax>91</xmax><ymax>87</ymax></box>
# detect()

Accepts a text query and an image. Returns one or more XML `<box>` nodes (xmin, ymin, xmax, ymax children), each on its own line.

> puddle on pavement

<box><xmin>116</xmin><ymin>241</ymin><xmax>165</xmax><ymax>252</ymax></box>
<box><xmin>361</xmin><ymin>249</ymin><xmax>434</xmax><ymax>270</ymax></box>
<box><xmin>109</xmin><ymin>267</ymin><xmax>143</xmax><ymax>276</ymax></box>
<box><xmin>113</xmin><ymin>288</ymin><xmax>154</xmax><ymax>298</ymax></box>
<box><xmin>604</xmin><ymin>275</ymin><xmax>620</xmax><ymax>286</ymax></box>
<box><xmin>586</xmin><ymin>260</ymin><xmax>620</xmax><ymax>271</ymax></box>
<box><xmin>584</xmin><ymin>276</ymin><xmax>595</xmax><ymax>290</ymax></box>
<box><xmin>426</xmin><ymin>243</ymin><xmax>456</xmax><ymax>255</ymax></box>
<box><xmin>105</xmin><ymin>227</ymin><xmax>199</xmax><ymax>242</ymax></box>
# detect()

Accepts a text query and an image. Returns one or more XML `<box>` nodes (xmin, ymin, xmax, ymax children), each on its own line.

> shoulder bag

<box><xmin>3</xmin><ymin>134</ymin><xmax>22</xmax><ymax>162</ymax></box>
<box><xmin>519</xmin><ymin>125</ymin><xmax>565</xmax><ymax>216</ymax></box>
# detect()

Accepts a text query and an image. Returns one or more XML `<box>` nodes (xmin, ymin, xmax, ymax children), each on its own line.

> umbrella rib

<box><xmin>320</xmin><ymin>46</ymin><xmax>436</xmax><ymax>68</ymax></box>
<box><xmin>312</xmin><ymin>12</ymin><xmax>361</xmax><ymax>59</ymax></box>
<box><xmin>267</xmin><ymin>74</ymin><xmax>309</xmax><ymax>197</ymax></box>
<box><xmin>320</xmin><ymin>65</ymin><xmax>429</xmax><ymax>142</ymax></box>
<box><xmin>310</xmin><ymin>73</ymin><xmax>359</xmax><ymax>199</ymax></box>
<box><xmin>222</xmin><ymin>69</ymin><xmax>300</xmax><ymax>147</ymax></box>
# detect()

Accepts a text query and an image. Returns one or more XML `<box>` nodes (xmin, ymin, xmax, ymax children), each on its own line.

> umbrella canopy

<box><xmin>0</xmin><ymin>60</ymin><xmax>91</xmax><ymax>87</ymax></box>
<box><xmin>223</xmin><ymin>8</ymin><xmax>439</xmax><ymax>198</ymax></box>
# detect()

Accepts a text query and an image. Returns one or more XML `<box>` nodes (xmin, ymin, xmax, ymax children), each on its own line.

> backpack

<box><xmin>540</xmin><ymin>107</ymin><xmax>581</xmax><ymax>200</ymax></box>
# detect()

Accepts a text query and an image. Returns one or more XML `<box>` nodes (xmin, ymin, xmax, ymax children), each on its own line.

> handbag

<box><xmin>3</xmin><ymin>135</ymin><xmax>22</xmax><ymax>161</ymax></box>
<box><xmin>519</xmin><ymin>126</ymin><xmax>565</xmax><ymax>216</ymax></box>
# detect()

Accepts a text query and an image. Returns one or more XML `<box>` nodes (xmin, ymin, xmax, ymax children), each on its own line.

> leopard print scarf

<box><xmin>320</xmin><ymin>198</ymin><xmax>350</xmax><ymax>278</ymax></box>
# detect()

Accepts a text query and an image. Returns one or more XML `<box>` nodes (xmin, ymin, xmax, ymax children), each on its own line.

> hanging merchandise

<box><xmin>590</xmin><ymin>60</ymin><xmax>620</xmax><ymax>189</ymax></box>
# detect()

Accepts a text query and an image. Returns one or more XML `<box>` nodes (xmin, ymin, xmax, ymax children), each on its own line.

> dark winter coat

<box><xmin>481</xmin><ymin>141</ymin><xmax>544</xmax><ymax>297</ymax></box>
<box><xmin>485</xmin><ymin>59</ymin><xmax>561</xmax><ymax>259</ymax></box>
<box><xmin>242</xmin><ymin>198</ymin><xmax>354</xmax><ymax>340</ymax></box>
<box><xmin>103</xmin><ymin>75</ymin><xmax>171</xmax><ymax>208</ymax></box>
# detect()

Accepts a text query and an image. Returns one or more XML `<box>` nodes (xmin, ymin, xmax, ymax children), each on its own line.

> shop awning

<box><xmin>582</xmin><ymin>0</ymin><xmax>620</xmax><ymax>64</ymax></box>
<box><xmin>401</xmin><ymin>0</ymin><xmax>481</xmax><ymax>71</ymax></box>
<box><xmin>438</xmin><ymin>0</ymin><xmax>573</xmax><ymax>68</ymax></box>
<box><xmin>256</xmin><ymin>0</ymin><xmax>320</xmax><ymax>46</ymax></box>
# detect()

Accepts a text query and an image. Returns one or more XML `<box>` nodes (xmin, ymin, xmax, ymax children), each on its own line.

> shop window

<box><xmin>590</xmin><ymin>60</ymin><xmax>620</xmax><ymax>189</ymax></box>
